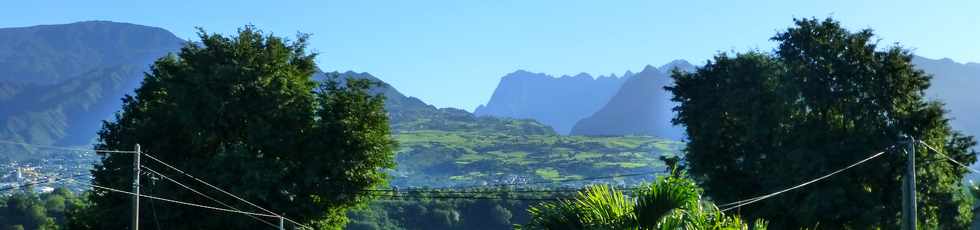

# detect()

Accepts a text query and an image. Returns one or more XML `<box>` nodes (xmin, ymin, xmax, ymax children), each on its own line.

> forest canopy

<box><xmin>668</xmin><ymin>18</ymin><xmax>977</xmax><ymax>229</ymax></box>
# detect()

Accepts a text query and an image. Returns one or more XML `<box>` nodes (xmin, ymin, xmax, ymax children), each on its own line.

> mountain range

<box><xmin>913</xmin><ymin>57</ymin><xmax>980</xmax><ymax>144</ymax></box>
<box><xmin>0</xmin><ymin>21</ymin><xmax>184</xmax><ymax>161</ymax></box>
<box><xmin>0</xmin><ymin>21</ymin><xmax>670</xmax><ymax>189</ymax></box>
<box><xmin>332</xmin><ymin>71</ymin><xmax>555</xmax><ymax>136</ymax></box>
<box><xmin>0</xmin><ymin>21</ymin><xmax>183</xmax><ymax>84</ymax></box>
<box><xmin>2</xmin><ymin>20</ymin><xmax>978</xmax><ymax>162</ymax></box>
<box><xmin>0</xmin><ymin>21</ymin><xmax>554</xmax><ymax>161</ymax></box>
<box><xmin>473</xmin><ymin>70</ymin><xmax>630</xmax><ymax>134</ymax></box>
<box><xmin>570</xmin><ymin>61</ymin><xmax>694</xmax><ymax>139</ymax></box>
<box><xmin>475</xmin><ymin>60</ymin><xmax>696</xmax><ymax>139</ymax></box>
<box><xmin>476</xmin><ymin>56</ymin><xmax>980</xmax><ymax>144</ymax></box>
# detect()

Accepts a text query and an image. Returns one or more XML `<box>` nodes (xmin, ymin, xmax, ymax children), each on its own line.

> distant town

<box><xmin>0</xmin><ymin>151</ymin><xmax>98</xmax><ymax>195</ymax></box>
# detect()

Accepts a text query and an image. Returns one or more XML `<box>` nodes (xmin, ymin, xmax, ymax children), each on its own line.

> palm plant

<box><xmin>634</xmin><ymin>176</ymin><xmax>699</xmax><ymax>228</ymax></box>
<box><xmin>518</xmin><ymin>176</ymin><xmax>766</xmax><ymax>230</ymax></box>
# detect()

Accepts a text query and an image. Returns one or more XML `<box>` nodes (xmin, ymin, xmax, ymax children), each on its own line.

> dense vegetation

<box><xmin>77</xmin><ymin>27</ymin><xmax>396</xmax><ymax>229</ymax></box>
<box><xmin>668</xmin><ymin>18</ymin><xmax>977</xmax><ymax>228</ymax></box>
<box><xmin>0</xmin><ymin>188</ymin><xmax>86</xmax><ymax>230</ymax></box>
<box><xmin>346</xmin><ymin>189</ymin><xmax>565</xmax><ymax>230</ymax></box>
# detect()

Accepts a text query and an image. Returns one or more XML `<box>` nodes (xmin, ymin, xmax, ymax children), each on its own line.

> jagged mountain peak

<box><xmin>659</xmin><ymin>59</ymin><xmax>695</xmax><ymax>73</ymax></box>
<box><xmin>474</xmin><ymin>68</ymin><xmax>631</xmax><ymax>134</ymax></box>
<box><xmin>640</xmin><ymin>64</ymin><xmax>658</xmax><ymax>73</ymax></box>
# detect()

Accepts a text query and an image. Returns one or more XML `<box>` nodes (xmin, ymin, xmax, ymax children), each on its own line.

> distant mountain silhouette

<box><xmin>334</xmin><ymin>71</ymin><xmax>556</xmax><ymax>135</ymax></box>
<box><xmin>569</xmin><ymin>62</ymin><xmax>688</xmax><ymax>139</ymax></box>
<box><xmin>0</xmin><ymin>21</ymin><xmax>184</xmax><ymax>84</ymax></box>
<box><xmin>0</xmin><ymin>21</ymin><xmax>555</xmax><ymax>161</ymax></box>
<box><xmin>2</xmin><ymin>20</ymin><xmax>977</xmax><ymax>163</ymax></box>
<box><xmin>658</xmin><ymin>59</ymin><xmax>697</xmax><ymax>73</ymax></box>
<box><xmin>0</xmin><ymin>66</ymin><xmax>144</xmax><ymax>146</ymax></box>
<box><xmin>570</xmin><ymin>56</ymin><xmax>978</xmax><ymax>143</ymax></box>
<box><xmin>913</xmin><ymin>56</ymin><xmax>980</xmax><ymax>149</ymax></box>
<box><xmin>0</xmin><ymin>21</ymin><xmax>183</xmax><ymax>160</ymax></box>
<box><xmin>474</xmin><ymin>70</ymin><xmax>630</xmax><ymax>134</ymax></box>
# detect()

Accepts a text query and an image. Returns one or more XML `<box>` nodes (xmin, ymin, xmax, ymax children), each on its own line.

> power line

<box><xmin>138</xmin><ymin>152</ymin><xmax>312</xmax><ymax>230</ymax></box>
<box><xmin>919</xmin><ymin>140</ymin><xmax>980</xmax><ymax>174</ymax></box>
<box><xmin>445</xmin><ymin>171</ymin><xmax>659</xmax><ymax>190</ymax></box>
<box><xmin>140</xmin><ymin>165</ymin><xmax>280</xmax><ymax>229</ymax></box>
<box><xmin>719</xmin><ymin>145</ymin><xmax>894</xmax><ymax>212</ymax></box>
<box><xmin>365</xmin><ymin>184</ymin><xmax>651</xmax><ymax>195</ymax></box>
<box><xmin>64</xmin><ymin>180</ymin><xmax>280</xmax><ymax>218</ymax></box>
<box><xmin>364</xmin><ymin>188</ymin><xmax>587</xmax><ymax>194</ymax></box>
<box><xmin>361</xmin><ymin>185</ymin><xmax>653</xmax><ymax>202</ymax></box>
<box><xmin>0</xmin><ymin>173</ymin><xmax>89</xmax><ymax>192</ymax></box>
<box><xmin>0</xmin><ymin>139</ymin><xmax>136</xmax><ymax>154</ymax></box>
<box><xmin>369</xmin><ymin>194</ymin><xmax>570</xmax><ymax>201</ymax></box>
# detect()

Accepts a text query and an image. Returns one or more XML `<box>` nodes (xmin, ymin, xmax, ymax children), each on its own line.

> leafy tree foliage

<box><xmin>668</xmin><ymin>18</ymin><xmax>976</xmax><ymax>228</ymax></box>
<box><xmin>0</xmin><ymin>188</ymin><xmax>87</xmax><ymax>230</ymax></box>
<box><xmin>519</xmin><ymin>176</ymin><xmax>765</xmax><ymax>229</ymax></box>
<box><xmin>80</xmin><ymin>26</ymin><xmax>396</xmax><ymax>229</ymax></box>
<box><xmin>346</xmin><ymin>191</ymin><xmax>540</xmax><ymax>230</ymax></box>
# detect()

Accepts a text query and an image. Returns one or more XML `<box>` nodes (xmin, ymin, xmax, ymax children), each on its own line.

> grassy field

<box><xmin>389</xmin><ymin>130</ymin><xmax>683</xmax><ymax>188</ymax></box>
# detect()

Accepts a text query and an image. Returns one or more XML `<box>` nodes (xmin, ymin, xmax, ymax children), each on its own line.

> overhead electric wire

<box><xmin>0</xmin><ymin>173</ymin><xmax>89</xmax><ymax>192</ymax></box>
<box><xmin>139</xmin><ymin>152</ymin><xmax>312</xmax><ymax>229</ymax></box>
<box><xmin>719</xmin><ymin>145</ymin><xmax>894</xmax><ymax>212</ymax></box>
<box><xmin>369</xmin><ymin>194</ymin><xmax>569</xmax><ymax>201</ymax></box>
<box><xmin>140</xmin><ymin>165</ymin><xmax>279</xmax><ymax>229</ymax></box>
<box><xmin>0</xmin><ymin>139</ymin><xmax>137</xmax><ymax>154</ymax></box>
<box><xmin>64</xmin><ymin>179</ymin><xmax>280</xmax><ymax>218</ymax></box>
<box><xmin>919</xmin><ymin>140</ymin><xmax>980</xmax><ymax>174</ymax></box>
<box><xmin>362</xmin><ymin>188</ymin><xmax>588</xmax><ymax>194</ymax></box>
<box><xmin>362</xmin><ymin>185</ymin><xmax>653</xmax><ymax>202</ymax></box>
<box><xmin>365</xmin><ymin>184</ymin><xmax>651</xmax><ymax>195</ymax></box>
<box><xmin>444</xmin><ymin>171</ymin><xmax>659</xmax><ymax>190</ymax></box>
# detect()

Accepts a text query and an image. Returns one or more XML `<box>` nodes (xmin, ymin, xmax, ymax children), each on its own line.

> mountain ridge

<box><xmin>569</xmin><ymin>63</ymin><xmax>684</xmax><ymax>139</ymax></box>
<box><xmin>473</xmin><ymin>69</ymin><xmax>633</xmax><ymax>134</ymax></box>
<box><xmin>474</xmin><ymin>60</ymin><xmax>694</xmax><ymax>138</ymax></box>
<box><xmin>0</xmin><ymin>21</ymin><xmax>183</xmax><ymax>84</ymax></box>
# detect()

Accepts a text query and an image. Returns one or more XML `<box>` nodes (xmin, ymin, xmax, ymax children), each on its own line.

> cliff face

<box><xmin>570</xmin><ymin>65</ymin><xmax>681</xmax><ymax>139</ymax></box>
<box><xmin>474</xmin><ymin>70</ymin><xmax>630</xmax><ymax>134</ymax></box>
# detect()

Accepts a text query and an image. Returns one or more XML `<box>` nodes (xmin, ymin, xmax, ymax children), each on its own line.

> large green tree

<box><xmin>668</xmin><ymin>18</ymin><xmax>976</xmax><ymax>229</ymax></box>
<box><xmin>80</xmin><ymin>26</ymin><xmax>395</xmax><ymax>229</ymax></box>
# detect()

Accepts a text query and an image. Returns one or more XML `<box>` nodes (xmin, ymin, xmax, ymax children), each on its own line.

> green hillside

<box><xmin>0</xmin><ymin>66</ymin><xmax>143</xmax><ymax>161</ymax></box>
<box><xmin>326</xmin><ymin>72</ymin><xmax>683</xmax><ymax>187</ymax></box>
<box><xmin>390</xmin><ymin>130</ymin><xmax>682</xmax><ymax>187</ymax></box>
<box><xmin>0</xmin><ymin>21</ymin><xmax>183</xmax><ymax>161</ymax></box>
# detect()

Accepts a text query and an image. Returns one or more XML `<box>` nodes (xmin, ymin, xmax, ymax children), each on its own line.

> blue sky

<box><xmin>3</xmin><ymin>0</ymin><xmax>978</xmax><ymax>110</ymax></box>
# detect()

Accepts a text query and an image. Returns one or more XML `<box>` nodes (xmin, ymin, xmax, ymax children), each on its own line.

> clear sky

<box><xmin>3</xmin><ymin>0</ymin><xmax>978</xmax><ymax>111</ymax></box>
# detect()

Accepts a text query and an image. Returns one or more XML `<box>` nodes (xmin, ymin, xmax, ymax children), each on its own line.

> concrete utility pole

<box><xmin>132</xmin><ymin>144</ymin><xmax>141</xmax><ymax>230</ymax></box>
<box><xmin>279</xmin><ymin>216</ymin><xmax>285</xmax><ymax>230</ymax></box>
<box><xmin>902</xmin><ymin>137</ymin><xmax>916</xmax><ymax>230</ymax></box>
